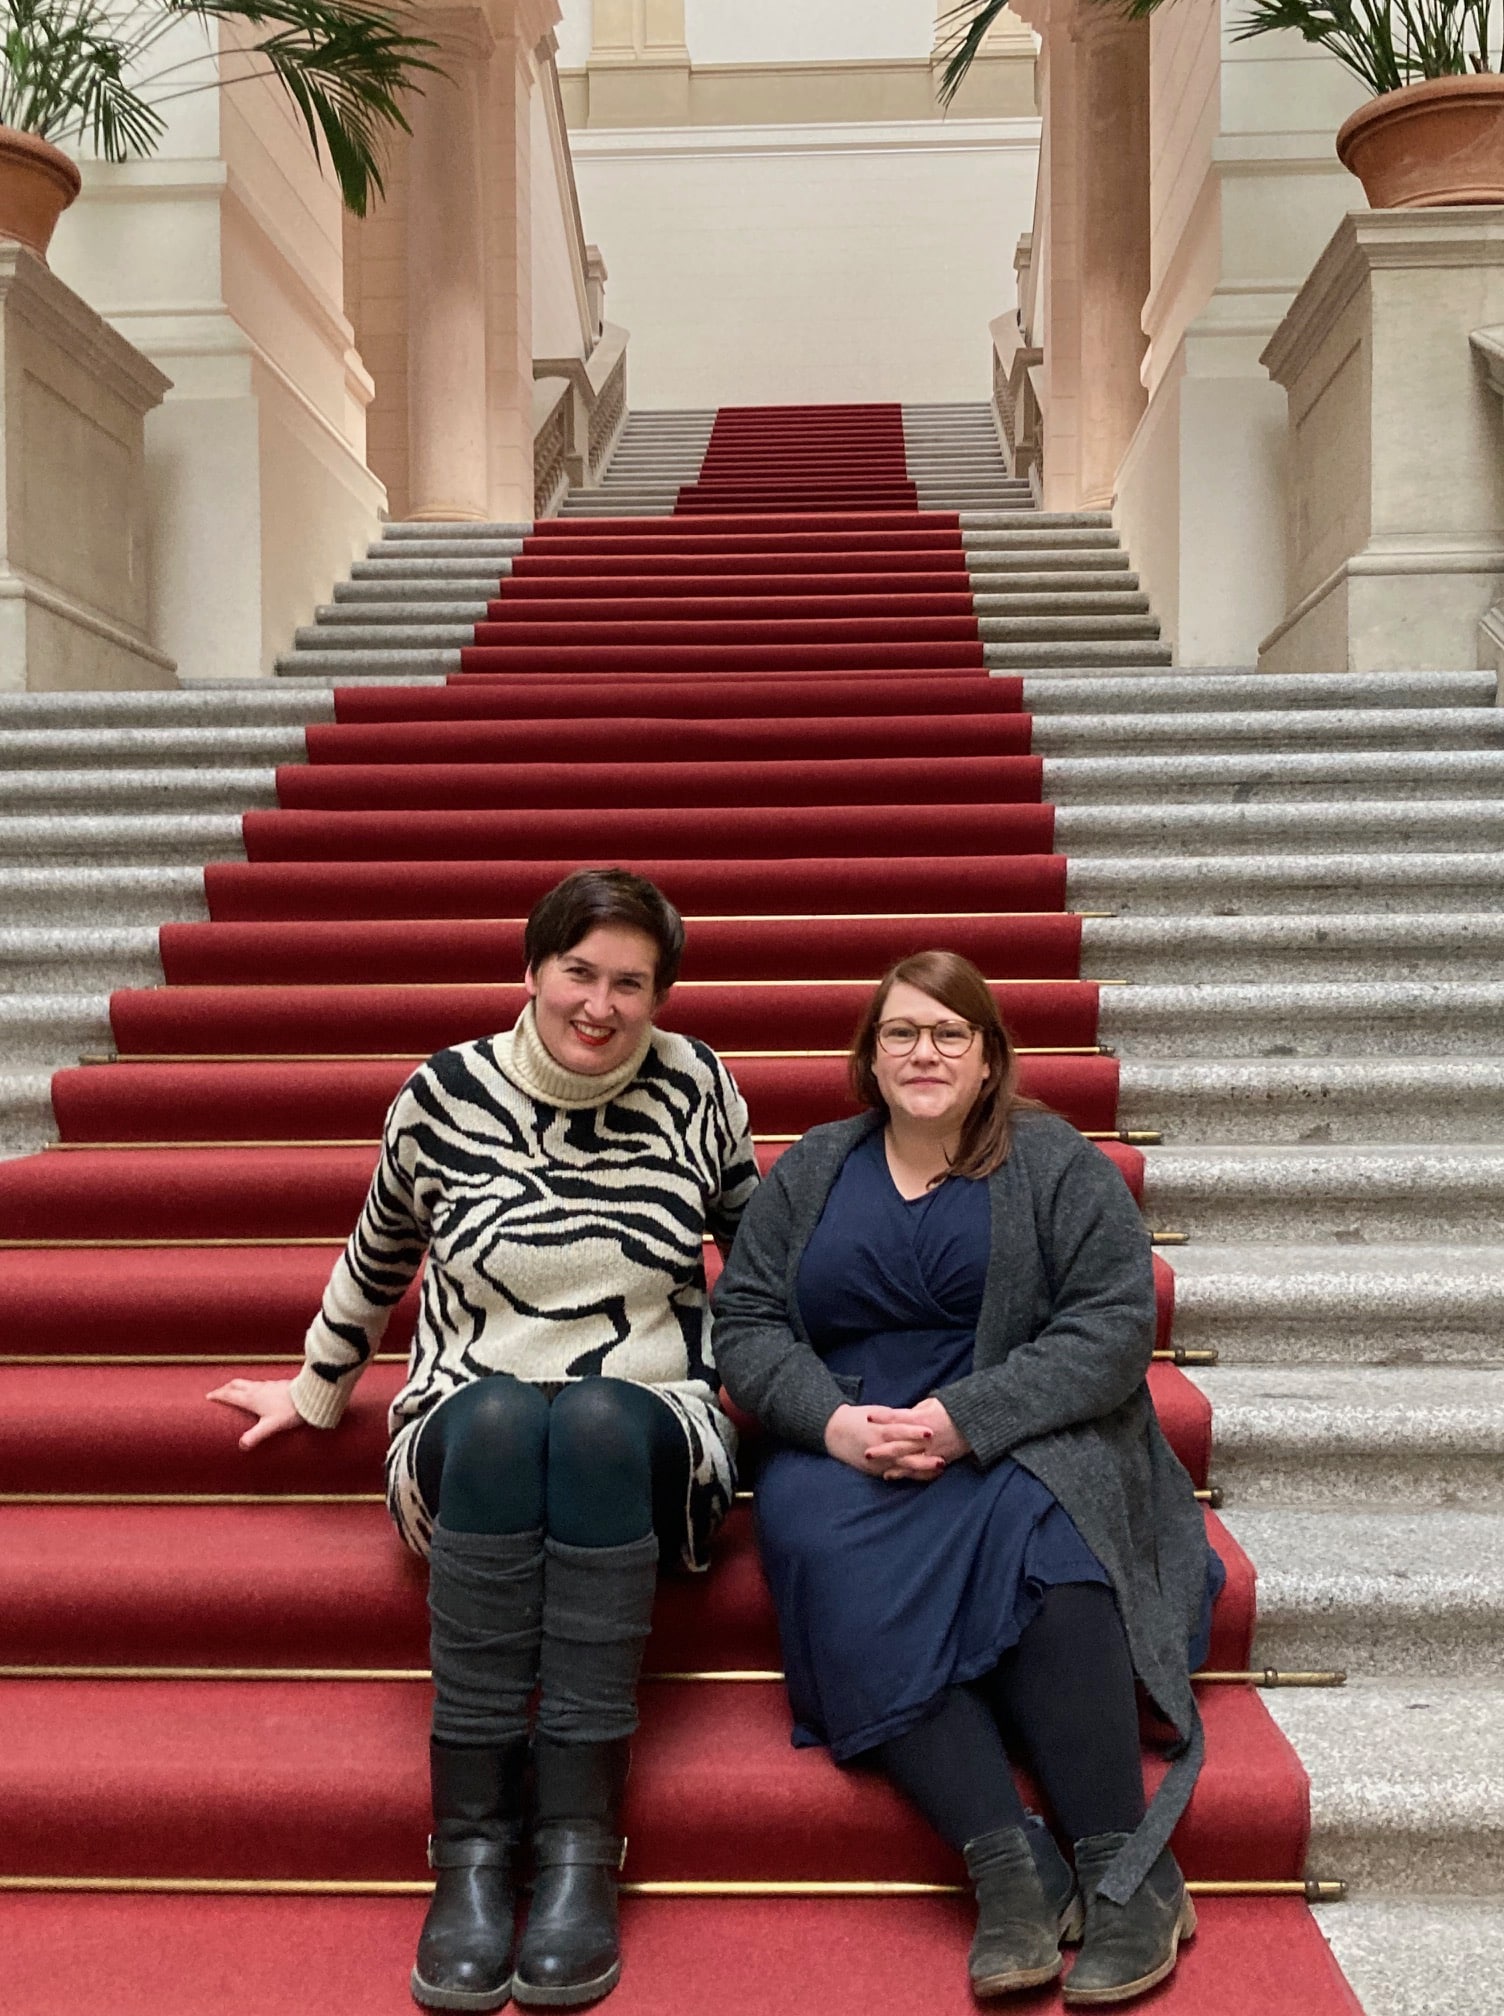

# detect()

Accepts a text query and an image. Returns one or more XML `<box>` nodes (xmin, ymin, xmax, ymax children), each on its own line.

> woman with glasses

<box><xmin>711</xmin><ymin>950</ymin><xmax>1219</xmax><ymax>2008</ymax></box>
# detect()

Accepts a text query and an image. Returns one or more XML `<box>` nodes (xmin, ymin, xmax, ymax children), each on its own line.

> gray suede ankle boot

<box><xmin>962</xmin><ymin>1825</ymin><xmax>1070</xmax><ymax>1996</ymax></box>
<box><xmin>1063</xmin><ymin>1833</ymin><xmax>1197</xmax><ymax>2005</ymax></box>
<box><xmin>1023</xmin><ymin>1812</ymin><xmax>1085</xmax><ymax>1943</ymax></box>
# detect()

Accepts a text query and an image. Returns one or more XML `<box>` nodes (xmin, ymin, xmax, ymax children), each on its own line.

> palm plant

<box><xmin>0</xmin><ymin>0</ymin><xmax>439</xmax><ymax>214</ymax></box>
<box><xmin>936</xmin><ymin>0</ymin><xmax>1502</xmax><ymax>101</ymax></box>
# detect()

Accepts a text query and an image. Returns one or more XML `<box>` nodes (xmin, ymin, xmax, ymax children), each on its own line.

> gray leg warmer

<box><xmin>428</xmin><ymin>1522</ymin><xmax>544</xmax><ymax>1748</ymax></box>
<box><xmin>535</xmin><ymin>1533</ymin><xmax>659</xmax><ymax>1745</ymax></box>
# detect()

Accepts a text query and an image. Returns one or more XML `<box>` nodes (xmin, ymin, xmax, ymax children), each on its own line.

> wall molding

<box><xmin>560</xmin><ymin>51</ymin><xmax>1036</xmax><ymax>129</ymax></box>
<box><xmin>568</xmin><ymin>114</ymin><xmax>1041</xmax><ymax>161</ymax></box>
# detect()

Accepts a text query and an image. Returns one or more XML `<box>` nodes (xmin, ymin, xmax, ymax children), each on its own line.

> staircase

<box><xmin>1</xmin><ymin>403</ymin><xmax>1501</xmax><ymax>2015</ymax></box>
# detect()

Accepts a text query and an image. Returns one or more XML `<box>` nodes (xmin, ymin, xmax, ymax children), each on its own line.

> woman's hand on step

<box><xmin>207</xmin><ymin>1377</ymin><xmax>305</xmax><ymax>1450</ymax></box>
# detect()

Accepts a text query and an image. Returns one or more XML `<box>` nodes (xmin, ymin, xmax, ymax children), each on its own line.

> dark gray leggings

<box><xmin>414</xmin><ymin>1373</ymin><xmax>692</xmax><ymax>1555</ymax></box>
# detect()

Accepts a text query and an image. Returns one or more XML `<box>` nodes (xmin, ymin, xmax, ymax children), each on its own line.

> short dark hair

<box><xmin>524</xmin><ymin>868</ymin><xmax>685</xmax><ymax>992</ymax></box>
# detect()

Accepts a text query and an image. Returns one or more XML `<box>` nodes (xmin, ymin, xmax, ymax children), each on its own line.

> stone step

<box><xmin>1068</xmin><ymin>852</ymin><xmax>1504</xmax><ymax>914</ymax></box>
<box><xmin>0</xmin><ymin>690</ymin><xmax>331</xmax><ymax>731</ymax></box>
<box><xmin>379</xmin><ymin>521</ymin><xmax>532</xmax><ymax>541</ymax></box>
<box><xmin>1194</xmin><ymin>1366</ymin><xmax>1504</xmax><ymax>1507</ymax></box>
<box><xmin>1056</xmin><ymin>800</ymin><xmax>1504</xmax><ymax>854</ymax></box>
<box><xmin>290</xmin><ymin>624</ymin><xmax>476</xmax><ymax>651</ymax></box>
<box><xmin>1081</xmin><ymin>914</ymin><xmax>1504</xmax><ymax>981</ymax></box>
<box><xmin>313</xmin><ymin>601</ymin><xmax>489</xmax><ymax>625</ymax></box>
<box><xmin>361</xmin><ymin>541</ymin><xmax>524</xmax><ymax>562</ymax></box>
<box><xmin>350</xmin><ymin>557</ymin><xmax>516</xmax><ymax>581</ymax></box>
<box><xmin>0</xmin><ymin>816</ymin><xmax>243</xmax><ymax>865</ymax></box>
<box><xmin>1048</xmin><ymin>750</ymin><xmax>1504</xmax><ymax>803</ymax></box>
<box><xmin>1165</xmin><ymin>1243</ymin><xmax>1504</xmax><ymax>1367</ymax></box>
<box><xmin>968</xmin><ymin>549</ymin><xmax>1130</xmax><ymax>572</ymax></box>
<box><xmin>1267</xmin><ymin>1680</ymin><xmax>1504</xmax><ymax>1891</ymax></box>
<box><xmin>961</xmin><ymin>513</ymin><xmax>1113</xmax><ymax>533</ymax></box>
<box><xmin>1142</xmin><ymin>1144</ymin><xmax>1504</xmax><ymax>1241</ymax></box>
<box><xmin>333</xmin><ymin>580</ymin><xmax>504</xmax><ymax>603</ymax></box>
<box><xmin>1317</xmin><ymin>1895</ymin><xmax>1504</xmax><ymax>2015</ymax></box>
<box><xmin>0</xmin><ymin>728</ymin><xmax>308</xmax><ymax>769</ymax></box>
<box><xmin>0</xmin><ymin>770</ymin><xmax>279</xmax><ymax>814</ymax></box>
<box><xmin>1102</xmin><ymin>981</ymin><xmax>1504</xmax><ymax>1058</ymax></box>
<box><xmin>0</xmin><ymin>866</ymin><xmax>206</xmax><ymax>927</ymax></box>
<box><xmin>1122</xmin><ymin>1058</ymin><xmax>1504</xmax><ymax>1142</ymax></box>
<box><xmin>0</xmin><ymin>991</ymin><xmax>112</xmax><ymax>1064</ymax></box>
<box><xmin>973</xmin><ymin>571</ymin><xmax>1141</xmax><ymax>593</ymax></box>
<box><xmin>1026</xmin><ymin>670</ymin><xmax>1496</xmax><ymax>713</ymax></box>
<box><xmin>985</xmin><ymin>641</ymin><xmax>1174</xmax><ymax>667</ymax></box>
<box><xmin>1225</xmin><ymin>1517</ymin><xmax>1504</xmax><ymax>1678</ymax></box>
<box><xmin>275</xmin><ymin>650</ymin><xmax>462</xmax><ymax>678</ymax></box>
<box><xmin>0</xmin><ymin>1067</ymin><xmax>52</xmax><ymax>1158</ymax></box>
<box><xmin>975</xmin><ymin>592</ymin><xmax>1150</xmax><ymax>615</ymax></box>
<box><xmin>1040</xmin><ymin>706</ymin><xmax>1504</xmax><ymax>752</ymax></box>
<box><xmin>0</xmin><ymin>926</ymin><xmax>160</xmax><ymax>990</ymax></box>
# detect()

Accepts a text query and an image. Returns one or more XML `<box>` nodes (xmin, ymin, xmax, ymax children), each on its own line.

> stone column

<box><xmin>1072</xmin><ymin>6</ymin><xmax>1150</xmax><ymax>509</ymax></box>
<box><xmin>406</xmin><ymin>7</ymin><xmax>493</xmax><ymax>521</ymax></box>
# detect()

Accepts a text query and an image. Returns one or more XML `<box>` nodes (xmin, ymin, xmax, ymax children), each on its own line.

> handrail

<box><xmin>990</xmin><ymin>311</ymin><xmax>1043</xmax><ymax>493</ymax></box>
<box><xmin>533</xmin><ymin>322</ymin><xmax>630</xmax><ymax>517</ymax></box>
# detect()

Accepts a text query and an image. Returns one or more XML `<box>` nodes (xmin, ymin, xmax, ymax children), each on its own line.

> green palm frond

<box><xmin>935</xmin><ymin>0</ymin><xmax>1016</xmax><ymax>107</ymax></box>
<box><xmin>936</xmin><ymin>0</ymin><xmax>1500</xmax><ymax>102</ymax></box>
<box><xmin>0</xmin><ymin>0</ymin><xmax>439</xmax><ymax>215</ymax></box>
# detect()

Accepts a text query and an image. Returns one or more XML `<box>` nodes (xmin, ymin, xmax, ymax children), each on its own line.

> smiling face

<box><xmin>525</xmin><ymin>924</ymin><xmax>665</xmax><ymax>1076</ymax></box>
<box><xmin>870</xmin><ymin>978</ymin><xmax>992</xmax><ymax>1136</ymax></box>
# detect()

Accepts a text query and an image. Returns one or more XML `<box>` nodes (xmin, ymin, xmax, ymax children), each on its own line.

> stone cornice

<box><xmin>1262</xmin><ymin>208</ymin><xmax>1504</xmax><ymax>388</ymax></box>
<box><xmin>0</xmin><ymin>247</ymin><xmax>171</xmax><ymax>411</ymax></box>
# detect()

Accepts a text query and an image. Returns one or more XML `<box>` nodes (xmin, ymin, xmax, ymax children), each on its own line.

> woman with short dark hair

<box><xmin>211</xmin><ymin>867</ymin><xmax>757</xmax><ymax>2013</ymax></box>
<box><xmin>712</xmin><ymin>950</ymin><xmax>1220</xmax><ymax>2008</ymax></box>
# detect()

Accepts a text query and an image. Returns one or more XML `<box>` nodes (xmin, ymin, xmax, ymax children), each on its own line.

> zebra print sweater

<box><xmin>288</xmin><ymin>1005</ymin><xmax>760</xmax><ymax>1566</ymax></box>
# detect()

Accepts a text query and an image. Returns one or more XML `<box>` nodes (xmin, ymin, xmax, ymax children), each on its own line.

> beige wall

<box><xmin>571</xmin><ymin>118</ymin><xmax>1039</xmax><ymax>406</ymax></box>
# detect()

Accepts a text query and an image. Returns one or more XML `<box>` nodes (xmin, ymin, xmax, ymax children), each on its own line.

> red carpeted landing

<box><xmin>1</xmin><ymin>402</ymin><xmax>1361</xmax><ymax>2014</ymax></box>
<box><xmin>2</xmin><ymin>1894</ymin><xmax>1364</xmax><ymax>2016</ymax></box>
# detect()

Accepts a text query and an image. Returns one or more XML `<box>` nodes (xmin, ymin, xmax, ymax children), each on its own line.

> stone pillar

<box><xmin>484</xmin><ymin>19</ymin><xmax>536</xmax><ymax>522</ymax></box>
<box><xmin>406</xmin><ymin>7</ymin><xmax>493</xmax><ymax>521</ymax></box>
<box><xmin>1259</xmin><ymin>210</ymin><xmax>1504</xmax><ymax>674</ymax></box>
<box><xmin>0</xmin><ymin>246</ymin><xmax>175</xmax><ymax>691</ymax></box>
<box><xmin>1072</xmin><ymin>7</ymin><xmax>1150</xmax><ymax>508</ymax></box>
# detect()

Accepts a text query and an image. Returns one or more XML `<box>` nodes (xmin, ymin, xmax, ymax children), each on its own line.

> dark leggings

<box><xmin>869</xmin><ymin>1582</ymin><xmax>1147</xmax><ymax>1850</ymax></box>
<box><xmin>415</xmin><ymin>1373</ymin><xmax>692</xmax><ymax>1555</ymax></box>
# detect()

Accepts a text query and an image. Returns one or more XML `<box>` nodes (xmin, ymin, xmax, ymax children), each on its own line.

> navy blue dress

<box><xmin>755</xmin><ymin>1130</ymin><xmax>1114</xmax><ymax>1762</ymax></box>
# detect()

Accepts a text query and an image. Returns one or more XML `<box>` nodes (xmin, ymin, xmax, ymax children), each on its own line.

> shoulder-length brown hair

<box><xmin>848</xmin><ymin>950</ymin><xmax>1043</xmax><ymax>1183</ymax></box>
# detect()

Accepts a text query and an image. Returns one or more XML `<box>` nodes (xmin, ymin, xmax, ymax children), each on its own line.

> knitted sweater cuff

<box><xmin>289</xmin><ymin>1363</ymin><xmax>349</xmax><ymax>1431</ymax></box>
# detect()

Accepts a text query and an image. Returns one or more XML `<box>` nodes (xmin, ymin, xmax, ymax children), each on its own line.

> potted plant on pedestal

<box><xmin>0</xmin><ymin>0</ymin><xmax>437</xmax><ymax>258</ymax></box>
<box><xmin>938</xmin><ymin>0</ymin><xmax>1504</xmax><ymax>207</ymax></box>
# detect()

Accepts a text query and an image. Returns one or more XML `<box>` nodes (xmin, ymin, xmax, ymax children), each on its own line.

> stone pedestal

<box><xmin>0</xmin><ymin>246</ymin><xmax>174</xmax><ymax>691</ymax></box>
<box><xmin>1260</xmin><ymin>209</ymin><xmax>1504</xmax><ymax>674</ymax></box>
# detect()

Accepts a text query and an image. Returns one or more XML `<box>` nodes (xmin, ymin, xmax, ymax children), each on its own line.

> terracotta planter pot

<box><xmin>1337</xmin><ymin>74</ymin><xmax>1504</xmax><ymax>209</ymax></box>
<box><xmin>0</xmin><ymin>126</ymin><xmax>82</xmax><ymax>260</ymax></box>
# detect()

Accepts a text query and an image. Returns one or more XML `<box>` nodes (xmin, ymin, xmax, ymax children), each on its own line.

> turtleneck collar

<box><xmin>496</xmin><ymin>1000</ymin><xmax>654</xmax><ymax>1110</ymax></box>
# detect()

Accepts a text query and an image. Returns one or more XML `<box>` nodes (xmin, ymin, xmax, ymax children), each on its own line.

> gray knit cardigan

<box><xmin>709</xmin><ymin>1108</ymin><xmax>1212</xmax><ymax>1906</ymax></box>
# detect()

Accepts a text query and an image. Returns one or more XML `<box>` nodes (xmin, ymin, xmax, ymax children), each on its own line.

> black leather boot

<box><xmin>1062</xmin><ymin>1833</ymin><xmax>1197</xmax><ymax>2005</ymax></box>
<box><xmin>511</xmin><ymin>1735</ymin><xmax>630</xmax><ymax>2008</ymax></box>
<box><xmin>963</xmin><ymin>1824</ymin><xmax>1072</xmax><ymax>1996</ymax></box>
<box><xmin>411</xmin><ymin>1737</ymin><xmax>528</xmax><ymax>2011</ymax></box>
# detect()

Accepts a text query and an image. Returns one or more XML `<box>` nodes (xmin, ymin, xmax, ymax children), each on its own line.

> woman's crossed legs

<box><xmin>870</xmin><ymin>1581</ymin><xmax>1147</xmax><ymax>1849</ymax></box>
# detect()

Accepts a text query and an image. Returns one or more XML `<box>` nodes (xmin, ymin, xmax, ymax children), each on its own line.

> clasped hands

<box><xmin>823</xmin><ymin>1396</ymin><xmax>971</xmax><ymax>1483</ymax></box>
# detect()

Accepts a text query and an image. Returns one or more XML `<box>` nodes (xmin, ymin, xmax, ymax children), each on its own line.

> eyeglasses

<box><xmin>875</xmin><ymin>1018</ymin><xmax>979</xmax><ymax>1059</ymax></box>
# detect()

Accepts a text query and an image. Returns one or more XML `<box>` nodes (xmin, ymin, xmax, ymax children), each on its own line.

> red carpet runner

<box><xmin>0</xmin><ymin>404</ymin><xmax>1362</xmax><ymax>2013</ymax></box>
